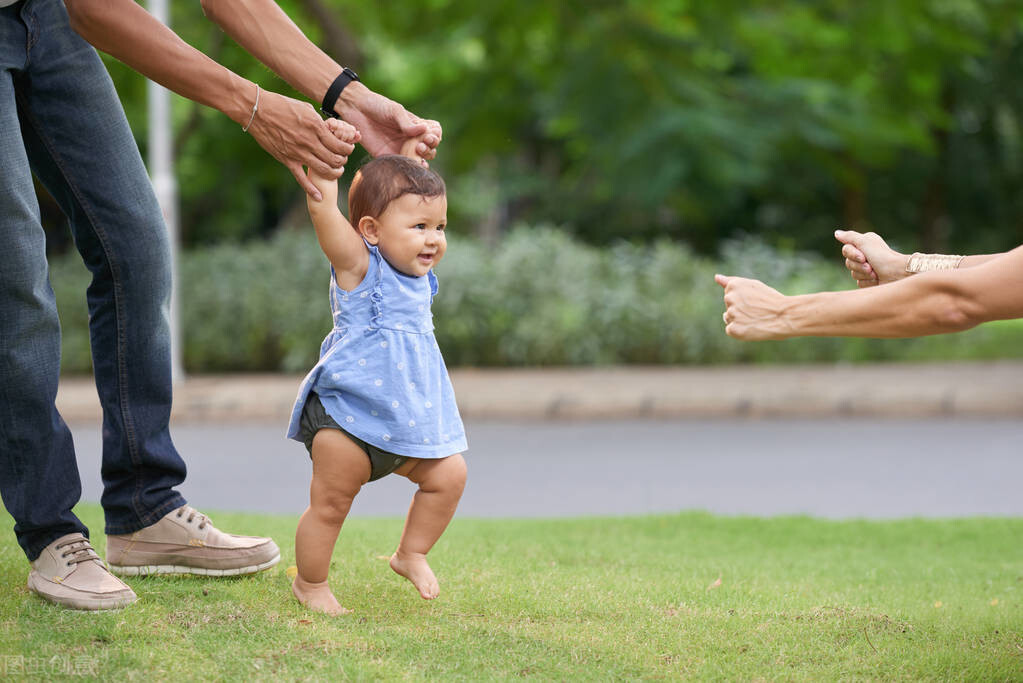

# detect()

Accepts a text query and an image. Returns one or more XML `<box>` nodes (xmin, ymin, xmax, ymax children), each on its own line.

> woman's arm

<box><xmin>716</xmin><ymin>245</ymin><xmax>1023</xmax><ymax>340</ymax></box>
<box><xmin>836</xmin><ymin>230</ymin><xmax>1006</xmax><ymax>287</ymax></box>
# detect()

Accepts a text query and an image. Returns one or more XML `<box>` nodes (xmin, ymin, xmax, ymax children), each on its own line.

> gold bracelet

<box><xmin>905</xmin><ymin>252</ymin><xmax>966</xmax><ymax>273</ymax></box>
<box><xmin>241</xmin><ymin>84</ymin><xmax>260</xmax><ymax>133</ymax></box>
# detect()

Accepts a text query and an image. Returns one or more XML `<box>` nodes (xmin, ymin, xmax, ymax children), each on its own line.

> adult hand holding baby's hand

<box><xmin>243</xmin><ymin>91</ymin><xmax>358</xmax><ymax>200</ymax></box>
<box><xmin>334</xmin><ymin>86</ymin><xmax>441</xmax><ymax>166</ymax></box>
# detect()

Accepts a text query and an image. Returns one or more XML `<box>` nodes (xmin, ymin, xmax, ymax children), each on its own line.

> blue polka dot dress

<box><xmin>287</xmin><ymin>245</ymin><xmax>467</xmax><ymax>458</ymax></box>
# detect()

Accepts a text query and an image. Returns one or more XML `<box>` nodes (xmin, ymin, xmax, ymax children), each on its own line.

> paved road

<box><xmin>66</xmin><ymin>416</ymin><xmax>1022</xmax><ymax>519</ymax></box>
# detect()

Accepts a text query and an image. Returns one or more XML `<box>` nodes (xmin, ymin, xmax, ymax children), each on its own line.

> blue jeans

<box><xmin>0</xmin><ymin>0</ymin><xmax>187</xmax><ymax>561</ymax></box>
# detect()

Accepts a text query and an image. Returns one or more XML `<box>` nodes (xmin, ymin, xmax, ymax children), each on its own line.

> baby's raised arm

<box><xmin>306</xmin><ymin>170</ymin><xmax>368</xmax><ymax>284</ymax></box>
<box><xmin>305</xmin><ymin>118</ymin><xmax>369</xmax><ymax>284</ymax></box>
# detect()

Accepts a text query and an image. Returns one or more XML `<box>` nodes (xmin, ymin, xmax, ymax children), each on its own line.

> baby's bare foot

<box><xmin>389</xmin><ymin>551</ymin><xmax>440</xmax><ymax>599</ymax></box>
<box><xmin>292</xmin><ymin>575</ymin><xmax>352</xmax><ymax>616</ymax></box>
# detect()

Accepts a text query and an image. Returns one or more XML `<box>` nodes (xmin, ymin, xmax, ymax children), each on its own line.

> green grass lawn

<box><xmin>0</xmin><ymin>505</ymin><xmax>1020</xmax><ymax>680</ymax></box>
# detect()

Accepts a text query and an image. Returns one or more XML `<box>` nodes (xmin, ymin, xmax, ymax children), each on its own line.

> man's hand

<box><xmin>335</xmin><ymin>84</ymin><xmax>441</xmax><ymax>164</ymax></box>
<box><xmin>246</xmin><ymin>90</ymin><xmax>357</xmax><ymax>200</ymax></box>
<box><xmin>715</xmin><ymin>274</ymin><xmax>791</xmax><ymax>341</ymax></box>
<box><xmin>834</xmin><ymin>229</ymin><xmax>909</xmax><ymax>287</ymax></box>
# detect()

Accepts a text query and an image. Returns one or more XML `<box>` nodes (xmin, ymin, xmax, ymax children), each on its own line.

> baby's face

<box><xmin>370</xmin><ymin>193</ymin><xmax>448</xmax><ymax>277</ymax></box>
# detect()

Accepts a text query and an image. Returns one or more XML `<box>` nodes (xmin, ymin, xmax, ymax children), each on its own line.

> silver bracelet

<box><xmin>241</xmin><ymin>84</ymin><xmax>260</xmax><ymax>133</ymax></box>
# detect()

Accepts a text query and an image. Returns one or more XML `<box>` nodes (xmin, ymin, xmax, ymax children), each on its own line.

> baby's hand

<box><xmin>326</xmin><ymin>117</ymin><xmax>360</xmax><ymax>145</ymax></box>
<box><xmin>400</xmin><ymin>135</ymin><xmax>431</xmax><ymax>166</ymax></box>
<box><xmin>324</xmin><ymin>118</ymin><xmax>360</xmax><ymax>176</ymax></box>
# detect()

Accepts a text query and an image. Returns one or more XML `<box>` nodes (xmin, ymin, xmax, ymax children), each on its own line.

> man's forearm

<box><xmin>199</xmin><ymin>0</ymin><xmax>365</xmax><ymax>113</ymax></box>
<box><xmin>66</xmin><ymin>0</ymin><xmax>254</xmax><ymax>125</ymax></box>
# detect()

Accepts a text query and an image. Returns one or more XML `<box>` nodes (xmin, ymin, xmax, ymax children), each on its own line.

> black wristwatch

<box><xmin>321</xmin><ymin>67</ymin><xmax>360</xmax><ymax>118</ymax></box>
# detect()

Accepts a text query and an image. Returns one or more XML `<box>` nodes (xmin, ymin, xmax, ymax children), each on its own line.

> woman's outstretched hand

<box><xmin>834</xmin><ymin>229</ymin><xmax>909</xmax><ymax>287</ymax></box>
<box><xmin>715</xmin><ymin>273</ymin><xmax>791</xmax><ymax>341</ymax></box>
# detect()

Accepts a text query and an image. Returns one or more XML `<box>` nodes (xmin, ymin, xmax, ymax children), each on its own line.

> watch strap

<box><xmin>321</xmin><ymin>67</ymin><xmax>360</xmax><ymax>118</ymax></box>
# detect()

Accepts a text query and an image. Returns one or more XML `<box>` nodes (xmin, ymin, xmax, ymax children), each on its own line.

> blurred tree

<box><xmin>729</xmin><ymin>0</ymin><xmax>1023</xmax><ymax>253</ymax></box>
<box><xmin>314</xmin><ymin>0</ymin><xmax>1023</xmax><ymax>253</ymax></box>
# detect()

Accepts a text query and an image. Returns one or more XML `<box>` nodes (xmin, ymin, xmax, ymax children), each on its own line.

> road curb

<box><xmin>55</xmin><ymin>362</ymin><xmax>1023</xmax><ymax>422</ymax></box>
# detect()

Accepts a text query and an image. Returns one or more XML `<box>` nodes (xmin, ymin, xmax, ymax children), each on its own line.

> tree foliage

<box><xmin>43</xmin><ymin>0</ymin><xmax>1023</xmax><ymax>256</ymax></box>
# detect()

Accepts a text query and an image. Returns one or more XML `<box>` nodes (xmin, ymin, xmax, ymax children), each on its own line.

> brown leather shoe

<box><xmin>106</xmin><ymin>505</ymin><xmax>280</xmax><ymax>577</ymax></box>
<box><xmin>27</xmin><ymin>533</ymin><xmax>137</xmax><ymax>610</ymax></box>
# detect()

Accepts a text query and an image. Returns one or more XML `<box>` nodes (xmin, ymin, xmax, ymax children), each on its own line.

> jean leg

<box><xmin>17</xmin><ymin>0</ymin><xmax>186</xmax><ymax>535</ymax></box>
<box><xmin>0</xmin><ymin>15</ymin><xmax>89</xmax><ymax>560</ymax></box>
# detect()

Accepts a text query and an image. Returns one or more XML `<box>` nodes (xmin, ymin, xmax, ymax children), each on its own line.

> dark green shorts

<box><xmin>297</xmin><ymin>393</ymin><xmax>409</xmax><ymax>482</ymax></box>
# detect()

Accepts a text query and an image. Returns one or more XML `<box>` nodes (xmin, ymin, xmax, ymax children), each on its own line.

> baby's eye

<box><xmin>436</xmin><ymin>224</ymin><xmax>446</xmax><ymax>232</ymax></box>
<box><xmin>412</xmin><ymin>223</ymin><xmax>426</xmax><ymax>231</ymax></box>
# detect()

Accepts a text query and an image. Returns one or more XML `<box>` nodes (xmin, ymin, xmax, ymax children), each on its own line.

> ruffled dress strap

<box><xmin>367</xmin><ymin>247</ymin><xmax>385</xmax><ymax>331</ymax></box>
<box><xmin>428</xmin><ymin>269</ymin><xmax>439</xmax><ymax>299</ymax></box>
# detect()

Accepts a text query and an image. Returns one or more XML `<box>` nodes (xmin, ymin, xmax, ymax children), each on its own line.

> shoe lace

<box><xmin>55</xmin><ymin>538</ymin><xmax>101</xmax><ymax>567</ymax></box>
<box><xmin>174</xmin><ymin>505</ymin><xmax>208</xmax><ymax>530</ymax></box>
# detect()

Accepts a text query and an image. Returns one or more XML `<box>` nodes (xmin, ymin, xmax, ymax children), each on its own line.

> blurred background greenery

<box><xmin>41</xmin><ymin>0</ymin><xmax>1023</xmax><ymax>371</ymax></box>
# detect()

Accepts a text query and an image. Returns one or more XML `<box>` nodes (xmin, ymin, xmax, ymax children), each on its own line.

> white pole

<box><xmin>147</xmin><ymin>0</ymin><xmax>183</xmax><ymax>384</ymax></box>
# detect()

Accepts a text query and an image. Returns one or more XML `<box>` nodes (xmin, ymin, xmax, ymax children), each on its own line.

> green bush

<box><xmin>50</xmin><ymin>227</ymin><xmax>1023</xmax><ymax>373</ymax></box>
<box><xmin>177</xmin><ymin>231</ymin><xmax>332</xmax><ymax>372</ymax></box>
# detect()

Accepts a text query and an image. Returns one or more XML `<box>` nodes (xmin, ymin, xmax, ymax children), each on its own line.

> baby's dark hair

<box><xmin>348</xmin><ymin>155</ymin><xmax>446</xmax><ymax>226</ymax></box>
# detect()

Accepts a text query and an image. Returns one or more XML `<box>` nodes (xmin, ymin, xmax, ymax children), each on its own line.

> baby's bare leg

<box><xmin>390</xmin><ymin>454</ymin><xmax>467</xmax><ymax>599</ymax></box>
<box><xmin>293</xmin><ymin>430</ymin><xmax>370</xmax><ymax>615</ymax></box>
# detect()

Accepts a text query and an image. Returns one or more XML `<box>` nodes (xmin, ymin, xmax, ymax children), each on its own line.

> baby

<box><xmin>286</xmin><ymin>141</ymin><xmax>467</xmax><ymax>615</ymax></box>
